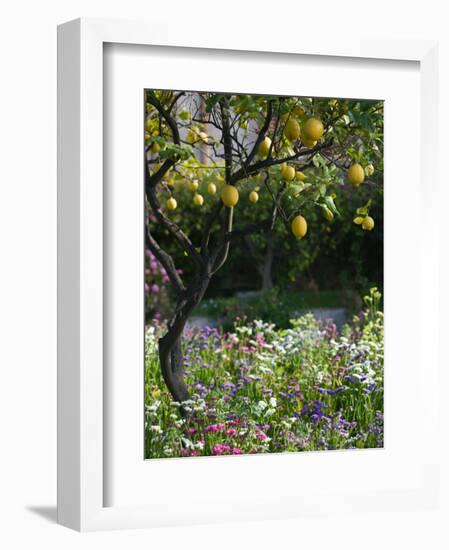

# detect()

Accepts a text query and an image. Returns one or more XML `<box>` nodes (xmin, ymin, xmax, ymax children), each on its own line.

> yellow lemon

<box><xmin>362</xmin><ymin>216</ymin><xmax>374</xmax><ymax>231</ymax></box>
<box><xmin>258</xmin><ymin>136</ymin><xmax>272</xmax><ymax>158</ymax></box>
<box><xmin>365</xmin><ymin>164</ymin><xmax>375</xmax><ymax>177</ymax></box>
<box><xmin>193</xmin><ymin>194</ymin><xmax>204</xmax><ymax>206</ymax></box>
<box><xmin>166</xmin><ymin>197</ymin><xmax>177</xmax><ymax>210</ymax></box>
<box><xmin>295</xmin><ymin>171</ymin><xmax>306</xmax><ymax>181</ymax></box>
<box><xmin>302</xmin><ymin>138</ymin><xmax>317</xmax><ymax>148</ymax></box>
<box><xmin>353</xmin><ymin>216</ymin><xmax>364</xmax><ymax>225</ymax></box>
<box><xmin>283</xmin><ymin>165</ymin><xmax>296</xmax><ymax>182</ymax></box>
<box><xmin>221</xmin><ymin>184</ymin><xmax>239</xmax><ymax>207</ymax></box>
<box><xmin>291</xmin><ymin>215</ymin><xmax>308</xmax><ymax>239</ymax></box>
<box><xmin>293</xmin><ymin>105</ymin><xmax>305</xmax><ymax>118</ymax></box>
<box><xmin>348</xmin><ymin>163</ymin><xmax>365</xmax><ymax>186</ymax></box>
<box><xmin>207</xmin><ymin>182</ymin><xmax>217</xmax><ymax>195</ymax></box>
<box><xmin>249</xmin><ymin>190</ymin><xmax>259</xmax><ymax>203</ymax></box>
<box><xmin>284</xmin><ymin>117</ymin><xmax>301</xmax><ymax>141</ymax></box>
<box><xmin>322</xmin><ymin>206</ymin><xmax>334</xmax><ymax>222</ymax></box>
<box><xmin>189</xmin><ymin>179</ymin><xmax>199</xmax><ymax>192</ymax></box>
<box><xmin>151</xmin><ymin>142</ymin><xmax>161</xmax><ymax>154</ymax></box>
<box><xmin>302</xmin><ymin>118</ymin><xmax>324</xmax><ymax>141</ymax></box>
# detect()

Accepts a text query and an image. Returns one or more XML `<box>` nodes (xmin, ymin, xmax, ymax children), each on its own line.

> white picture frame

<box><xmin>57</xmin><ymin>17</ymin><xmax>440</xmax><ymax>531</ymax></box>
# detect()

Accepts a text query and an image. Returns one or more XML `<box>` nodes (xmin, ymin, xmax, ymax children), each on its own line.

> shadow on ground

<box><xmin>26</xmin><ymin>506</ymin><xmax>57</xmax><ymax>523</ymax></box>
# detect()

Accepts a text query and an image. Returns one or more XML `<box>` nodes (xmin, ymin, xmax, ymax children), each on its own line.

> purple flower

<box><xmin>212</xmin><ymin>444</ymin><xmax>231</xmax><ymax>455</ymax></box>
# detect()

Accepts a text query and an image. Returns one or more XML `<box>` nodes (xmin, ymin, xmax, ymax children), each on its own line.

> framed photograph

<box><xmin>57</xmin><ymin>18</ymin><xmax>440</xmax><ymax>531</ymax></box>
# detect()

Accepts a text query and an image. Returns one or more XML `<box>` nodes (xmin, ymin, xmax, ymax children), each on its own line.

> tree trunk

<box><xmin>158</xmin><ymin>273</ymin><xmax>211</xmax><ymax>404</ymax></box>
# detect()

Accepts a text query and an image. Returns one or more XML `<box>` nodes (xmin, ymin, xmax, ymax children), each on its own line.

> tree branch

<box><xmin>146</xmin><ymin>184</ymin><xmax>205</xmax><ymax>270</ymax></box>
<box><xmin>244</xmin><ymin>99</ymin><xmax>274</xmax><ymax>169</ymax></box>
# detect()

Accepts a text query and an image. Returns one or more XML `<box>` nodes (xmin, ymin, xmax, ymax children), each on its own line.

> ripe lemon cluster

<box><xmin>257</xmin><ymin>116</ymin><xmax>325</xmax><ymax>159</ymax></box>
<box><xmin>162</xmin><ymin>110</ymin><xmax>376</xmax><ymax>241</ymax></box>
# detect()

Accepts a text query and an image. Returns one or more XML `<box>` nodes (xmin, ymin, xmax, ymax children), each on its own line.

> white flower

<box><xmin>150</xmin><ymin>425</ymin><xmax>162</xmax><ymax>433</ymax></box>
<box><xmin>146</xmin><ymin>400</ymin><xmax>161</xmax><ymax>413</ymax></box>
<box><xmin>269</xmin><ymin>397</ymin><xmax>277</xmax><ymax>408</ymax></box>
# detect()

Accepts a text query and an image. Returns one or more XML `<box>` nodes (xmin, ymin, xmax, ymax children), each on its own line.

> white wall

<box><xmin>0</xmin><ymin>1</ymin><xmax>448</xmax><ymax>548</ymax></box>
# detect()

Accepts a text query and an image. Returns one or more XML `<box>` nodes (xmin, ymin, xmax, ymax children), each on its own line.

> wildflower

<box><xmin>150</xmin><ymin>425</ymin><xmax>162</xmax><ymax>433</ymax></box>
<box><xmin>205</xmin><ymin>423</ymin><xmax>225</xmax><ymax>433</ymax></box>
<box><xmin>212</xmin><ymin>444</ymin><xmax>231</xmax><ymax>455</ymax></box>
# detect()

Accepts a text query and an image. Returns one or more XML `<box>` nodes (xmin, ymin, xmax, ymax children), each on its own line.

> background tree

<box><xmin>144</xmin><ymin>91</ymin><xmax>383</xmax><ymax>405</ymax></box>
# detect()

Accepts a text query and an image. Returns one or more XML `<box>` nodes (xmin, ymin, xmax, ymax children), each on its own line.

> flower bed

<box><xmin>145</xmin><ymin>289</ymin><xmax>383</xmax><ymax>458</ymax></box>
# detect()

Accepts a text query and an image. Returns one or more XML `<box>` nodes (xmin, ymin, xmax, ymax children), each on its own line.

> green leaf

<box><xmin>324</xmin><ymin>195</ymin><xmax>341</xmax><ymax>216</ymax></box>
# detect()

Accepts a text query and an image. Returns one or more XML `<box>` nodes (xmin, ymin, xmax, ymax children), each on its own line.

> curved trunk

<box><xmin>158</xmin><ymin>273</ymin><xmax>211</xmax><ymax>404</ymax></box>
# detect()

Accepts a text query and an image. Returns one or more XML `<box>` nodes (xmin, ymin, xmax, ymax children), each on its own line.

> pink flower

<box><xmin>232</xmin><ymin>447</ymin><xmax>243</xmax><ymax>455</ymax></box>
<box><xmin>151</xmin><ymin>284</ymin><xmax>160</xmax><ymax>293</ymax></box>
<box><xmin>185</xmin><ymin>428</ymin><xmax>196</xmax><ymax>435</ymax></box>
<box><xmin>225</xmin><ymin>428</ymin><xmax>237</xmax><ymax>436</ymax></box>
<box><xmin>144</xmin><ymin>283</ymin><xmax>150</xmax><ymax>292</ymax></box>
<box><xmin>256</xmin><ymin>432</ymin><xmax>267</xmax><ymax>441</ymax></box>
<box><xmin>205</xmin><ymin>423</ymin><xmax>226</xmax><ymax>433</ymax></box>
<box><xmin>212</xmin><ymin>444</ymin><xmax>231</xmax><ymax>455</ymax></box>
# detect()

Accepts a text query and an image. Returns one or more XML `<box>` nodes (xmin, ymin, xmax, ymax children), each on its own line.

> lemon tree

<box><xmin>144</xmin><ymin>90</ymin><xmax>383</xmax><ymax>404</ymax></box>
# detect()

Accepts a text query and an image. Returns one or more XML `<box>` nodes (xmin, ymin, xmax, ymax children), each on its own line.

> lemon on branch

<box><xmin>249</xmin><ymin>190</ymin><xmax>259</xmax><ymax>203</ymax></box>
<box><xmin>322</xmin><ymin>205</ymin><xmax>334</xmax><ymax>222</ymax></box>
<box><xmin>221</xmin><ymin>184</ymin><xmax>239</xmax><ymax>207</ymax></box>
<box><xmin>362</xmin><ymin>216</ymin><xmax>375</xmax><ymax>231</ymax></box>
<box><xmin>302</xmin><ymin>118</ymin><xmax>324</xmax><ymax>141</ymax></box>
<box><xmin>348</xmin><ymin>163</ymin><xmax>365</xmax><ymax>186</ymax></box>
<box><xmin>282</xmin><ymin>165</ymin><xmax>296</xmax><ymax>182</ymax></box>
<box><xmin>193</xmin><ymin>194</ymin><xmax>204</xmax><ymax>206</ymax></box>
<box><xmin>284</xmin><ymin>117</ymin><xmax>301</xmax><ymax>142</ymax></box>
<box><xmin>150</xmin><ymin>142</ymin><xmax>161</xmax><ymax>154</ymax></box>
<box><xmin>207</xmin><ymin>182</ymin><xmax>217</xmax><ymax>195</ymax></box>
<box><xmin>189</xmin><ymin>179</ymin><xmax>199</xmax><ymax>192</ymax></box>
<box><xmin>295</xmin><ymin>171</ymin><xmax>306</xmax><ymax>181</ymax></box>
<box><xmin>302</xmin><ymin>138</ymin><xmax>317</xmax><ymax>148</ymax></box>
<box><xmin>291</xmin><ymin>215</ymin><xmax>308</xmax><ymax>239</ymax></box>
<box><xmin>166</xmin><ymin>197</ymin><xmax>177</xmax><ymax>211</ymax></box>
<box><xmin>258</xmin><ymin>136</ymin><xmax>272</xmax><ymax>158</ymax></box>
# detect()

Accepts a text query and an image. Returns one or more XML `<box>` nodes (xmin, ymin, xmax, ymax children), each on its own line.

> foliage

<box><xmin>146</xmin><ymin>92</ymin><xmax>383</xmax><ymax>296</ymax></box>
<box><xmin>145</xmin><ymin>289</ymin><xmax>383</xmax><ymax>458</ymax></box>
<box><xmin>194</xmin><ymin>288</ymin><xmax>361</xmax><ymax>332</ymax></box>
